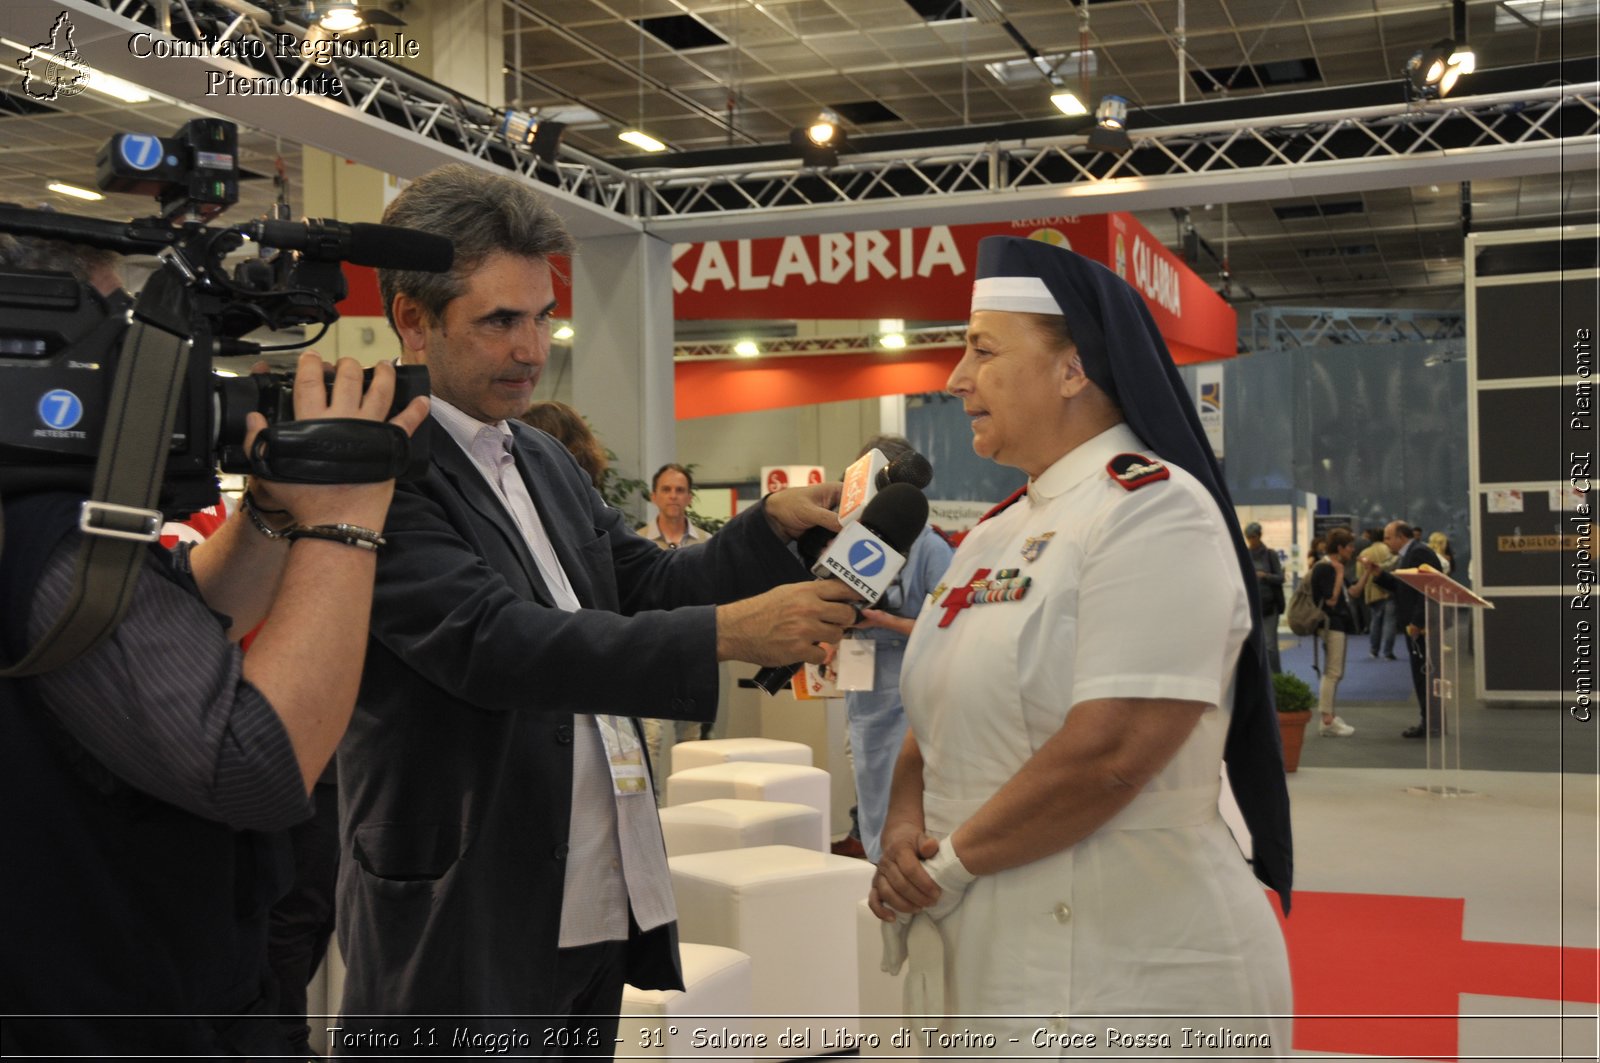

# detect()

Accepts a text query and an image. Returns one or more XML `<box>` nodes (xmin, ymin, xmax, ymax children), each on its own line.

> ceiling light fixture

<box><xmin>734</xmin><ymin>339</ymin><xmax>760</xmax><ymax>358</ymax></box>
<box><xmin>1049</xmin><ymin>86</ymin><xmax>1088</xmax><ymax>116</ymax></box>
<box><xmin>620</xmin><ymin>3</ymin><xmax>668</xmax><ymax>153</ymax></box>
<box><xmin>47</xmin><ymin>181</ymin><xmax>104</xmax><ymax>201</ymax></box>
<box><xmin>618</xmin><ymin>129</ymin><xmax>666</xmax><ymax>152</ymax></box>
<box><xmin>553</xmin><ymin>323</ymin><xmax>575</xmax><ymax>342</ymax></box>
<box><xmin>87</xmin><ymin>70</ymin><xmax>152</xmax><ymax>104</ymax></box>
<box><xmin>879</xmin><ymin>332</ymin><xmax>907</xmax><ymax>350</ymax></box>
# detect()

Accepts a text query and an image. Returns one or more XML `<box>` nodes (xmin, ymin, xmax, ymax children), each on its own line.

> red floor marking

<box><xmin>1274</xmin><ymin>891</ymin><xmax>1599</xmax><ymax>1060</ymax></box>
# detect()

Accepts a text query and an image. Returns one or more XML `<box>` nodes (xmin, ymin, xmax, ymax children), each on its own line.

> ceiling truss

<box><xmin>48</xmin><ymin>0</ymin><xmax>1600</xmax><ymax>245</ymax></box>
<box><xmin>1245</xmin><ymin>306</ymin><xmax>1467</xmax><ymax>351</ymax></box>
<box><xmin>632</xmin><ymin>83</ymin><xmax>1599</xmax><ymax>233</ymax></box>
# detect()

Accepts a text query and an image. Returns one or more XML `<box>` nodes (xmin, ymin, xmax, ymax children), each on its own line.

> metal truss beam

<box><xmin>639</xmin><ymin>83</ymin><xmax>1600</xmax><ymax>241</ymax></box>
<box><xmin>677</xmin><ymin>311</ymin><xmax>1466</xmax><ymax>362</ymax></box>
<box><xmin>25</xmin><ymin>0</ymin><xmax>641</xmax><ymax>236</ymax></box>
<box><xmin>674</xmin><ymin>327</ymin><xmax>966</xmax><ymax>361</ymax></box>
<box><xmin>33</xmin><ymin>0</ymin><xmax>1597</xmax><ymax>246</ymax></box>
<box><xmin>1244</xmin><ymin>306</ymin><xmax>1466</xmax><ymax>351</ymax></box>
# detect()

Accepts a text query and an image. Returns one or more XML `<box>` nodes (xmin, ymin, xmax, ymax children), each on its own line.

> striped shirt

<box><xmin>28</xmin><ymin>537</ymin><xmax>310</xmax><ymax>832</ymax></box>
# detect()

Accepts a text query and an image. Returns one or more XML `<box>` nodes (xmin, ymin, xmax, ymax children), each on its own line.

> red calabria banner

<box><xmin>670</xmin><ymin>214</ymin><xmax>1237</xmax><ymax>365</ymax></box>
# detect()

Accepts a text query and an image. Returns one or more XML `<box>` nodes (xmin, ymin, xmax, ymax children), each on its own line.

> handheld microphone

<box><xmin>244</xmin><ymin>219</ymin><xmax>455</xmax><ymax>272</ymax></box>
<box><xmin>797</xmin><ymin>447</ymin><xmax>934</xmax><ymax>567</ymax></box>
<box><xmin>880</xmin><ymin>449</ymin><xmax>932</xmax><ymax>492</ymax></box>
<box><xmin>753</xmin><ymin>482</ymin><xmax>930</xmax><ymax>696</ymax></box>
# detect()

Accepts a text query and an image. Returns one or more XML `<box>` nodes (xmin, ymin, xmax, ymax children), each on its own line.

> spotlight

<box><xmin>879</xmin><ymin>332</ymin><xmax>907</xmax><ymax>350</ymax></box>
<box><xmin>734</xmin><ymin>340</ymin><xmax>760</xmax><ymax>358</ymax></box>
<box><xmin>302</xmin><ymin>2</ymin><xmax>404</xmax><ymax>40</ymax></box>
<box><xmin>310</xmin><ymin>1</ymin><xmax>364</xmax><ymax>32</ymax></box>
<box><xmin>790</xmin><ymin>110</ymin><xmax>847</xmax><ymax>167</ymax></box>
<box><xmin>1096</xmin><ymin>94</ymin><xmax>1129</xmax><ymax>130</ymax></box>
<box><xmin>806</xmin><ymin>110</ymin><xmax>840</xmax><ymax>147</ymax></box>
<box><xmin>1440</xmin><ymin>44</ymin><xmax>1475</xmax><ymax>95</ymax></box>
<box><xmin>530</xmin><ymin>121</ymin><xmax>567</xmax><ymax>165</ymax></box>
<box><xmin>1087</xmin><ymin>95</ymin><xmax>1132</xmax><ymax>153</ymax></box>
<box><xmin>1405</xmin><ymin>37</ymin><xmax>1473</xmax><ymax>99</ymax></box>
<box><xmin>553</xmin><ymin>323</ymin><xmax>574</xmax><ymax>342</ymax></box>
<box><xmin>502</xmin><ymin>111</ymin><xmax>568</xmax><ymax>166</ymax></box>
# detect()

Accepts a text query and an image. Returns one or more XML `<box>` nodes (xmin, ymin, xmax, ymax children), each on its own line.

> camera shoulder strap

<box><xmin>0</xmin><ymin>317</ymin><xmax>187</xmax><ymax>677</ymax></box>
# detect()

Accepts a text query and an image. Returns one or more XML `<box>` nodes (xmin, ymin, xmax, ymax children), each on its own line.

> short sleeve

<box><xmin>1068</xmin><ymin>481</ymin><xmax>1246</xmax><ymax>709</ymax></box>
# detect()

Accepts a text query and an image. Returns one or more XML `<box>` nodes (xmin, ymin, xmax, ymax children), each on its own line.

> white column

<box><xmin>571</xmin><ymin>232</ymin><xmax>676</xmax><ymax>514</ymax></box>
<box><xmin>877</xmin><ymin>395</ymin><xmax>907</xmax><ymax>437</ymax></box>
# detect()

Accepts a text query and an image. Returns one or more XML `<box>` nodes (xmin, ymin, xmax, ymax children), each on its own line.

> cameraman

<box><xmin>0</xmin><ymin>236</ymin><xmax>428</xmax><ymax>1056</ymax></box>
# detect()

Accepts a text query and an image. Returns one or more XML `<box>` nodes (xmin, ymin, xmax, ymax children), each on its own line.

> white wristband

<box><xmin>920</xmin><ymin>833</ymin><xmax>977</xmax><ymax>921</ymax></box>
<box><xmin>924</xmin><ymin>834</ymin><xmax>977</xmax><ymax>890</ymax></box>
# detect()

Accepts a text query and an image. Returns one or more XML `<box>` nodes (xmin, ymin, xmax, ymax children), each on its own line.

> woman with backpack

<box><xmin>1310</xmin><ymin>527</ymin><xmax>1372</xmax><ymax>737</ymax></box>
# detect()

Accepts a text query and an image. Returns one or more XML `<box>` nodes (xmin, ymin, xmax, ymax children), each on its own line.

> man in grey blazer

<box><xmin>334</xmin><ymin>164</ymin><xmax>858</xmax><ymax>1056</ymax></box>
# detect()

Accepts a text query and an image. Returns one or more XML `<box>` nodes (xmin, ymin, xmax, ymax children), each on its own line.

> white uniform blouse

<box><xmin>899</xmin><ymin>423</ymin><xmax>1291</xmax><ymax>1053</ymax></box>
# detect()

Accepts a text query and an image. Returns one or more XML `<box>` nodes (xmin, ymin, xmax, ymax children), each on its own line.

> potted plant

<box><xmin>1272</xmin><ymin>671</ymin><xmax>1316</xmax><ymax>773</ymax></box>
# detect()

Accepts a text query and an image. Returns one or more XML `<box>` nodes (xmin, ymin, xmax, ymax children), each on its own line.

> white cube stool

<box><xmin>658</xmin><ymin>799</ymin><xmax>825</xmax><ymax>857</ymax></box>
<box><xmin>670</xmin><ymin>845</ymin><xmax>875</xmax><ymax>1055</ymax></box>
<box><xmin>623</xmin><ymin>943</ymin><xmax>756</xmax><ymax>1062</ymax></box>
<box><xmin>670</xmin><ymin>737</ymin><xmax>813</xmax><ymax>772</ymax></box>
<box><xmin>666</xmin><ymin>763</ymin><xmax>830</xmax><ymax>851</ymax></box>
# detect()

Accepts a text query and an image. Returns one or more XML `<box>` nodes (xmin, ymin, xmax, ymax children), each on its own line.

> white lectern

<box><xmin>1393</xmin><ymin>565</ymin><xmax>1494</xmax><ymax>798</ymax></box>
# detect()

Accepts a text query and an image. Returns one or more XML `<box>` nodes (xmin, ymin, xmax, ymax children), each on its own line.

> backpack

<box><xmin>1285</xmin><ymin>574</ymin><xmax>1327</xmax><ymax>637</ymax></box>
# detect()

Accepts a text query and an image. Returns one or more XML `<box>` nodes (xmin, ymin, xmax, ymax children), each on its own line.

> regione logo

<box><xmin>19</xmin><ymin>12</ymin><xmax>90</xmax><ymax>101</ymax></box>
<box><xmin>847</xmin><ymin>539</ymin><xmax>887</xmax><ymax>578</ymax></box>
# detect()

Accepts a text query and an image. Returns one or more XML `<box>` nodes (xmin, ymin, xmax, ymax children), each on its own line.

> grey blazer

<box><xmin>334</xmin><ymin>417</ymin><xmax>805</xmax><ymax>1036</ymax></box>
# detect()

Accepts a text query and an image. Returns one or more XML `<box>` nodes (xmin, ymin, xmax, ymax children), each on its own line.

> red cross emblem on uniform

<box><xmin>937</xmin><ymin>568</ymin><xmax>991</xmax><ymax>628</ymax></box>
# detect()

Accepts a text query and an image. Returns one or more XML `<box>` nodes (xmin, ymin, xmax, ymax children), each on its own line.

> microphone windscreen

<box><xmin>858</xmin><ymin>482</ymin><xmax>928</xmax><ymax>556</ymax></box>
<box><xmin>878</xmin><ymin>450</ymin><xmax>933</xmax><ymax>491</ymax></box>
<box><xmin>348</xmin><ymin>223</ymin><xmax>455</xmax><ymax>272</ymax></box>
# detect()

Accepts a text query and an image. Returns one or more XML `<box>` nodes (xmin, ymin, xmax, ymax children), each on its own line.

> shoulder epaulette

<box><xmin>977</xmin><ymin>485</ymin><xmax>1028</xmax><ymax>524</ymax></box>
<box><xmin>1106</xmin><ymin>452</ymin><xmax>1170</xmax><ymax>491</ymax></box>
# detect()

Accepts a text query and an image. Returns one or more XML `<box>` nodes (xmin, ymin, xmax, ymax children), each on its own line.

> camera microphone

<box><xmin>752</xmin><ymin>482</ymin><xmax>930</xmax><ymax>696</ymax></box>
<box><xmin>244</xmin><ymin>219</ymin><xmax>454</xmax><ymax>272</ymax></box>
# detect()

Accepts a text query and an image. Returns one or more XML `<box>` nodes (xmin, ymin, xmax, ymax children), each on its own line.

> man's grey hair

<box><xmin>377</xmin><ymin>164</ymin><xmax>576</xmax><ymax>331</ymax></box>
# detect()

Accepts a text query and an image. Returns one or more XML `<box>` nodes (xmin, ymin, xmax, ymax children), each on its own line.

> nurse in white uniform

<box><xmin>869</xmin><ymin>237</ymin><xmax>1293</xmax><ymax>1053</ymax></box>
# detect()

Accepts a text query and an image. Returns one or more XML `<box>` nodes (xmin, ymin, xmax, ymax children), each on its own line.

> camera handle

<box><xmin>0</xmin><ymin>311</ymin><xmax>188</xmax><ymax>677</ymax></box>
<box><xmin>247</xmin><ymin>420</ymin><xmax>412</xmax><ymax>483</ymax></box>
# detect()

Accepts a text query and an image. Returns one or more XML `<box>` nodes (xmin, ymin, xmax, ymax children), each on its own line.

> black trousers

<box><xmin>1405</xmin><ymin>629</ymin><xmax>1443</xmax><ymax>731</ymax></box>
<box><xmin>267</xmin><ymin>778</ymin><xmax>341</xmax><ymax>1056</ymax></box>
<box><xmin>545</xmin><ymin>939</ymin><xmax>628</xmax><ymax>1061</ymax></box>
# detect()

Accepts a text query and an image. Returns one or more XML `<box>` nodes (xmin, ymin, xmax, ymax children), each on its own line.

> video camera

<box><xmin>0</xmin><ymin>118</ymin><xmax>451</xmax><ymax>518</ymax></box>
